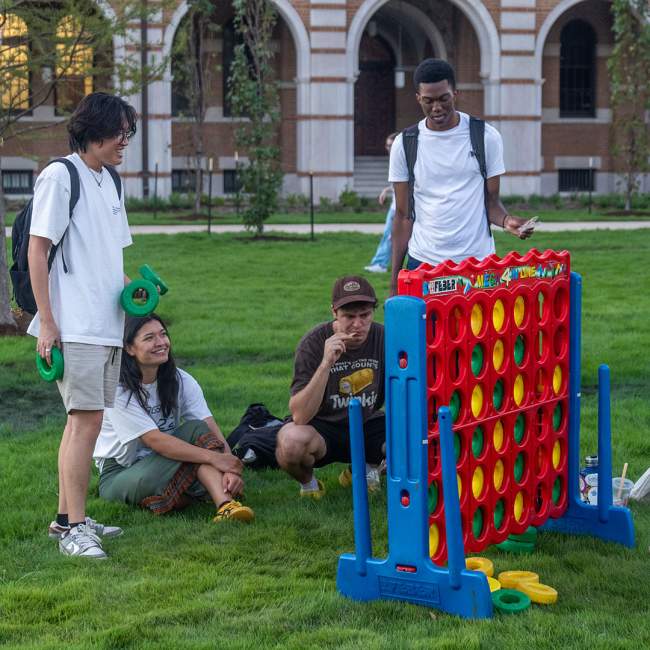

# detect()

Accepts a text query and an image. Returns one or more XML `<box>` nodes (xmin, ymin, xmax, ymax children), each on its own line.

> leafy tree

<box><xmin>0</xmin><ymin>0</ymin><xmax>163</xmax><ymax>332</ymax></box>
<box><xmin>227</xmin><ymin>0</ymin><xmax>282</xmax><ymax>235</ymax></box>
<box><xmin>170</xmin><ymin>0</ymin><xmax>220</xmax><ymax>215</ymax></box>
<box><xmin>608</xmin><ymin>0</ymin><xmax>650</xmax><ymax>210</ymax></box>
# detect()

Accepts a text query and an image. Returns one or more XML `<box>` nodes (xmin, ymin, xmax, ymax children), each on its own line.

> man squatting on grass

<box><xmin>28</xmin><ymin>93</ymin><xmax>137</xmax><ymax>559</ymax></box>
<box><xmin>389</xmin><ymin>58</ymin><xmax>534</xmax><ymax>295</ymax></box>
<box><xmin>275</xmin><ymin>276</ymin><xmax>385</xmax><ymax>498</ymax></box>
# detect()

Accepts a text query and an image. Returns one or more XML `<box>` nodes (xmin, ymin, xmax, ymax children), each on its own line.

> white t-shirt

<box><xmin>27</xmin><ymin>153</ymin><xmax>132</xmax><ymax>346</ymax></box>
<box><xmin>94</xmin><ymin>369</ymin><xmax>213</xmax><ymax>469</ymax></box>
<box><xmin>389</xmin><ymin>112</ymin><xmax>506</xmax><ymax>266</ymax></box>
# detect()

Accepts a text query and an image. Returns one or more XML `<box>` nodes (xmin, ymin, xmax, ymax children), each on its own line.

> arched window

<box><xmin>560</xmin><ymin>19</ymin><xmax>596</xmax><ymax>117</ymax></box>
<box><xmin>0</xmin><ymin>14</ymin><xmax>30</xmax><ymax>111</ymax></box>
<box><xmin>56</xmin><ymin>15</ymin><xmax>93</xmax><ymax>113</ymax></box>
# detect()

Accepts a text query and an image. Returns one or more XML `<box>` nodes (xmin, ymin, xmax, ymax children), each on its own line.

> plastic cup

<box><xmin>612</xmin><ymin>477</ymin><xmax>634</xmax><ymax>506</ymax></box>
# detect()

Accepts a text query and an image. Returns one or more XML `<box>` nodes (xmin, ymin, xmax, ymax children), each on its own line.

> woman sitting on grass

<box><xmin>93</xmin><ymin>313</ymin><xmax>254</xmax><ymax>522</ymax></box>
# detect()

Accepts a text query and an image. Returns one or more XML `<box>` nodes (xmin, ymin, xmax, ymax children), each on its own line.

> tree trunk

<box><xmin>0</xmin><ymin>184</ymin><xmax>19</xmax><ymax>332</ymax></box>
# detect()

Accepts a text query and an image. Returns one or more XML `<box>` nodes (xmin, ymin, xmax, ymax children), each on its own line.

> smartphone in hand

<box><xmin>518</xmin><ymin>216</ymin><xmax>539</xmax><ymax>235</ymax></box>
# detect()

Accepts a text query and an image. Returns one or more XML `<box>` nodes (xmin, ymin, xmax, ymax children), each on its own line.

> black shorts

<box><xmin>310</xmin><ymin>414</ymin><xmax>385</xmax><ymax>467</ymax></box>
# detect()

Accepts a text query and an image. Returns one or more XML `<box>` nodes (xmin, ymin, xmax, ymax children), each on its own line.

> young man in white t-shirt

<box><xmin>388</xmin><ymin>58</ymin><xmax>534</xmax><ymax>294</ymax></box>
<box><xmin>28</xmin><ymin>92</ymin><xmax>137</xmax><ymax>559</ymax></box>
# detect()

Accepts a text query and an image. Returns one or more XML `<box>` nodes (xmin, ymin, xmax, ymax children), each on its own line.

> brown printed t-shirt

<box><xmin>290</xmin><ymin>321</ymin><xmax>384</xmax><ymax>424</ymax></box>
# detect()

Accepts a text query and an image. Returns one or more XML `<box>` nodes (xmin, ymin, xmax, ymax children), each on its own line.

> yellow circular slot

<box><xmin>552</xmin><ymin>440</ymin><xmax>561</xmax><ymax>469</ymax></box>
<box><xmin>493</xmin><ymin>459</ymin><xmax>504</xmax><ymax>490</ymax></box>
<box><xmin>457</xmin><ymin>475</ymin><xmax>463</xmax><ymax>499</ymax></box>
<box><xmin>487</xmin><ymin>576</ymin><xmax>502</xmax><ymax>593</ymax></box>
<box><xmin>471</xmin><ymin>384</ymin><xmax>484</xmax><ymax>418</ymax></box>
<box><xmin>429</xmin><ymin>523</ymin><xmax>439</xmax><ymax>556</ymax></box>
<box><xmin>466</xmin><ymin>556</ymin><xmax>494</xmax><ymax>577</ymax></box>
<box><xmin>553</xmin><ymin>365</ymin><xmax>562</xmax><ymax>394</ymax></box>
<box><xmin>493</xmin><ymin>420</ymin><xmax>504</xmax><ymax>451</ymax></box>
<box><xmin>513</xmin><ymin>374</ymin><xmax>525</xmax><ymax>406</ymax></box>
<box><xmin>492</xmin><ymin>299</ymin><xmax>505</xmax><ymax>332</ymax></box>
<box><xmin>514</xmin><ymin>491</ymin><xmax>524</xmax><ymax>522</ymax></box>
<box><xmin>497</xmin><ymin>570</ymin><xmax>539</xmax><ymax>589</ymax></box>
<box><xmin>493</xmin><ymin>339</ymin><xmax>505</xmax><ymax>371</ymax></box>
<box><xmin>471</xmin><ymin>303</ymin><xmax>483</xmax><ymax>336</ymax></box>
<box><xmin>514</xmin><ymin>295</ymin><xmax>525</xmax><ymax>327</ymax></box>
<box><xmin>472</xmin><ymin>466</ymin><xmax>485</xmax><ymax>499</ymax></box>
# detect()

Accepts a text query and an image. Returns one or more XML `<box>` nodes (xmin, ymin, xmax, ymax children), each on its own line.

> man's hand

<box><xmin>37</xmin><ymin>319</ymin><xmax>61</xmax><ymax>366</ymax></box>
<box><xmin>222</xmin><ymin>472</ymin><xmax>244</xmax><ymax>498</ymax></box>
<box><xmin>503</xmin><ymin>215</ymin><xmax>535</xmax><ymax>240</ymax></box>
<box><xmin>209</xmin><ymin>452</ymin><xmax>243</xmax><ymax>476</ymax></box>
<box><xmin>321</xmin><ymin>332</ymin><xmax>354</xmax><ymax>369</ymax></box>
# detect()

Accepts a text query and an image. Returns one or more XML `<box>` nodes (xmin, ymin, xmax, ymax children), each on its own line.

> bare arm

<box><xmin>390</xmin><ymin>181</ymin><xmax>414</xmax><ymax>296</ymax></box>
<box><xmin>289</xmin><ymin>333</ymin><xmax>353</xmax><ymax>425</ymax></box>
<box><xmin>28</xmin><ymin>235</ymin><xmax>59</xmax><ymax>364</ymax></box>
<box><xmin>486</xmin><ymin>176</ymin><xmax>533</xmax><ymax>240</ymax></box>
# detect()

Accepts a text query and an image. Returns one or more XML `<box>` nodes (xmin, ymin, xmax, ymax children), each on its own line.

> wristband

<box><xmin>502</xmin><ymin>215</ymin><xmax>509</xmax><ymax>229</ymax></box>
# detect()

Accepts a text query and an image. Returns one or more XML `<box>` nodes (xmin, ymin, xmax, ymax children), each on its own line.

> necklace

<box><xmin>88</xmin><ymin>166</ymin><xmax>104</xmax><ymax>187</ymax></box>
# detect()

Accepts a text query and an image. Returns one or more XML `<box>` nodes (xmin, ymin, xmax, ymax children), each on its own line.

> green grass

<box><xmin>1</xmin><ymin>230</ymin><xmax>649</xmax><ymax>648</ymax></box>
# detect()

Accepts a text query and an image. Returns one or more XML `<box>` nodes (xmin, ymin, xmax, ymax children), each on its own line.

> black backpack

<box><xmin>10</xmin><ymin>158</ymin><xmax>121</xmax><ymax>314</ymax></box>
<box><xmin>227</xmin><ymin>403</ymin><xmax>285</xmax><ymax>470</ymax></box>
<box><xmin>402</xmin><ymin>116</ymin><xmax>491</xmax><ymax>236</ymax></box>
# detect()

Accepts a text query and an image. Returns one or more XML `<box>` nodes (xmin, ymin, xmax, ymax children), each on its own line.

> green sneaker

<box><xmin>300</xmin><ymin>479</ymin><xmax>326</xmax><ymax>500</ymax></box>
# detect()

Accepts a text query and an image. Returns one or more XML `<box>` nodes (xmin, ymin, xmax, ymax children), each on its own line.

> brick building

<box><xmin>0</xmin><ymin>0</ymin><xmax>642</xmax><ymax>201</ymax></box>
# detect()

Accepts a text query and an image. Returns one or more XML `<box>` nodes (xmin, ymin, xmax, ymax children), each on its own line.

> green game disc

<box><xmin>495</xmin><ymin>539</ymin><xmax>535</xmax><ymax>554</ymax></box>
<box><xmin>493</xmin><ymin>380</ymin><xmax>504</xmax><ymax>410</ymax></box>
<box><xmin>552</xmin><ymin>477</ymin><xmax>562</xmax><ymax>504</ymax></box>
<box><xmin>493</xmin><ymin>499</ymin><xmax>505</xmax><ymax>530</ymax></box>
<box><xmin>553</xmin><ymin>403</ymin><xmax>562</xmax><ymax>430</ymax></box>
<box><xmin>473</xmin><ymin>508</ymin><xmax>484</xmax><ymax>539</ymax></box>
<box><xmin>428</xmin><ymin>482</ymin><xmax>438</xmax><ymax>514</ymax></box>
<box><xmin>471</xmin><ymin>344</ymin><xmax>484</xmax><ymax>376</ymax></box>
<box><xmin>36</xmin><ymin>347</ymin><xmax>64</xmax><ymax>382</ymax></box>
<box><xmin>514</xmin><ymin>453</ymin><xmax>525</xmax><ymax>482</ymax></box>
<box><xmin>449</xmin><ymin>391</ymin><xmax>461</xmax><ymax>423</ymax></box>
<box><xmin>139</xmin><ymin>264</ymin><xmax>169</xmax><ymax>295</ymax></box>
<box><xmin>120</xmin><ymin>278</ymin><xmax>159</xmax><ymax>316</ymax></box>
<box><xmin>492</xmin><ymin>588</ymin><xmax>531</xmax><ymax>614</ymax></box>
<box><xmin>508</xmin><ymin>526</ymin><xmax>537</xmax><ymax>544</ymax></box>
<box><xmin>514</xmin><ymin>414</ymin><xmax>526</xmax><ymax>443</ymax></box>
<box><xmin>472</xmin><ymin>426</ymin><xmax>484</xmax><ymax>458</ymax></box>
<box><xmin>514</xmin><ymin>335</ymin><xmax>525</xmax><ymax>365</ymax></box>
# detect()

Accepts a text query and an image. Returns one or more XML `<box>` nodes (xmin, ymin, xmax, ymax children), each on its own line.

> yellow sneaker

<box><xmin>338</xmin><ymin>466</ymin><xmax>381</xmax><ymax>493</ymax></box>
<box><xmin>338</xmin><ymin>467</ymin><xmax>353</xmax><ymax>488</ymax></box>
<box><xmin>300</xmin><ymin>479</ymin><xmax>326</xmax><ymax>500</ymax></box>
<box><xmin>213</xmin><ymin>500</ymin><xmax>255</xmax><ymax>523</ymax></box>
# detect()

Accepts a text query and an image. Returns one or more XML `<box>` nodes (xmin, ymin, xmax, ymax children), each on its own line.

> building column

<box><xmin>496</xmin><ymin>0</ymin><xmax>542</xmax><ymax>196</ymax></box>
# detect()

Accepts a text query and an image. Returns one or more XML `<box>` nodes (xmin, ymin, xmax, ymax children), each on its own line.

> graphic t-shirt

<box><xmin>93</xmin><ymin>369</ymin><xmax>212</xmax><ymax>469</ymax></box>
<box><xmin>27</xmin><ymin>153</ymin><xmax>132</xmax><ymax>346</ymax></box>
<box><xmin>388</xmin><ymin>112</ymin><xmax>506</xmax><ymax>266</ymax></box>
<box><xmin>290</xmin><ymin>321</ymin><xmax>384</xmax><ymax>424</ymax></box>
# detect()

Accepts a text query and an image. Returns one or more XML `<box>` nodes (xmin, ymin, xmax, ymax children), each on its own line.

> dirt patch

<box><xmin>0</xmin><ymin>309</ymin><xmax>32</xmax><ymax>336</ymax></box>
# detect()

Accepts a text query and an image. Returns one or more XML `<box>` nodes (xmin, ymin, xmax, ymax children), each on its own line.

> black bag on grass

<box><xmin>227</xmin><ymin>403</ymin><xmax>284</xmax><ymax>470</ymax></box>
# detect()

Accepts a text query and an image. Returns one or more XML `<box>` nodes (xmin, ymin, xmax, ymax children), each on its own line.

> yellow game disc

<box><xmin>471</xmin><ymin>303</ymin><xmax>483</xmax><ymax>336</ymax></box>
<box><xmin>513</xmin><ymin>374</ymin><xmax>524</xmax><ymax>406</ymax></box>
<box><xmin>493</xmin><ymin>459</ymin><xmax>504</xmax><ymax>490</ymax></box>
<box><xmin>487</xmin><ymin>576</ymin><xmax>502</xmax><ymax>593</ymax></box>
<box><xmin>466</xmin><ymin>556</ymin><xmax>494</xmax><ymax>577</ymax></box>
<box><xmin>553</xmin><ymin>365</ymin><xmax>562</xmax><ymax>394</ymax></box>
<box><xmin>471</xmin><ymin>384</ymin><xmax>484</xmax><ymax>417</ymax></box>
<box><xmin>518</xmin><ymin>581</ymin><xmax>558</xmax><ymax>605</ymax></box>
<box><xmin>493</xmin><ymin>299</ymin><xmax>505</xmax><ymax>332</ymax></box>
<box><xmin>513</xmin><ymin>295</ymin><xmax>525</xmax><ymax>327</ymax></box>
<box><xmin>514</xmin><ymin>491</ymin><xmax>524</xmax><ymax>522</ymax></box>
<box><xmin>457</xmin><ymin>475</ymin><xmax>463</xmax><ymax>499</ymax></box>
<box><xmin>472</xmin><ymin>466</ymin><xmax>485</xmax><ymax>499</ymax></box>
<box><xmin>552</xmin><ymin>440</ymin><xmax>561</xmax><ymax>469</ymax></box>
<box><xmin>493</xmin><ymin>420</ymin><xmax>504</xmax><ymax>451</ymax></box>
<box><xmin>493</xmin><ymin>339</ymin><xmax>505</xmax><ymax>371</ymax></box>
<box><xmin>429</xmin><ymin>523</ymin><xmax>439</xmax><ymax>556</ymax></box>
<box><xmin>497</xmin><ymin>570</ymin><xmax>539</xmax><ymax>589</ymax></box>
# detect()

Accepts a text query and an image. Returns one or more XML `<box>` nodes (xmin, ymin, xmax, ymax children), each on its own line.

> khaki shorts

<box><xmin>56</xmin><ymin>342</ymin><xmax>121</xmax><ymax>412</ymax></box>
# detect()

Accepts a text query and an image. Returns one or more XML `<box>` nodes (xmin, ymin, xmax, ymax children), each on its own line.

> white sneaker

<box><xmin>364</xmin><ymin>264</ymin><xmax>387</xmax><ymax>273</ymax></box>
<box><xmin>59</xmin><ymin>523</ymin><xmax>107</xmax><ymax>559</ymax></box>
<box><xmin>48</xmin><ymin>516</ymin><xmax>123</xmax><ymax>540</ymax></box>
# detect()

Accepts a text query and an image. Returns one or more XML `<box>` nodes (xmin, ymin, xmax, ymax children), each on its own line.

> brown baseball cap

<box><xmin>331</xmin><ymin>275</ymin><xmax>377</xmax><ymax>310</ymax></box>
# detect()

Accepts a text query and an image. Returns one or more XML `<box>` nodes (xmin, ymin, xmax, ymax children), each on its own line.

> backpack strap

<box><xmin>469</xmin><ymin>116</ymin><xmax>492</xmax><ymax>237</ymax></box>
<box><xmin>402</xmin><ymin>123</ymin><xmax>419</xmax><ymax>221</ymax></box>
<box><xmin>104</xmin><ymin>165</ymin><xmax>122</xmax><ymax>200</ymax></box>
<box><xmin>45</xmin><ymin>157</ymin><xmax>80</xmax><ymax>272</ymax></box>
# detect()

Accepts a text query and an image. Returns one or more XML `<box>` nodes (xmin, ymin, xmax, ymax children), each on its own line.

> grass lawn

<box><xmin>1</xmin><ymin>230</ymin><xmax>649</xmax><ymax>648</ymax></box>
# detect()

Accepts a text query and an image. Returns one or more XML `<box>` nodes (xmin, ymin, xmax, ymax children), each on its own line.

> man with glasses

<box><xmin>275</xmin><ymin>276</ymin><xmax>385</xmax><ymax>499</ymax></box>
<box><xmin>28</xmin><ymin>92</ymin><xmax>137</xmax><ymax>558</ymax></box>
